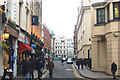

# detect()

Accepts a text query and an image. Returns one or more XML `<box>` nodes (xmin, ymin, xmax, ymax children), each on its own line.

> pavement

<box><xmin>14</xmin><ymin>67</ymin><xmax>47</xmax><ymax>80</ymax></box>
<box><xmin>73</xmin><ymin>62</ymin><xmax>120</xmax><ymax>79</ymax></box>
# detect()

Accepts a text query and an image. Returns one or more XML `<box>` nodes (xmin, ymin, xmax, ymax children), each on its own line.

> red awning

<box><xmin>19</xmin><ymin>42</ymin><xmax>33</xmax><ymax>54</ymax></box>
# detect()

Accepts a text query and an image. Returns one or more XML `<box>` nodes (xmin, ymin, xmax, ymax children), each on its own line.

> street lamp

<box><xmin>4</xmin><ymin>32</ymin><xmax>9</xmax><ymax>39</ymax></box>
<box><xmin>4</xmin><ymin>27</ymin><xmax>9</xmax><ymax>40</ymax></box>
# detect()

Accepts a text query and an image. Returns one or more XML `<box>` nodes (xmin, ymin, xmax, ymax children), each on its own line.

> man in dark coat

<box><xmin>36</xmin><ymin>58</ymin><xmax>43</xmax><ymax>80</ymax></box>
<box><xmin>29</xmin><ymin>56</ymin><xmax>34</xmax><ymax>80</ymax></box>
<box><xmin>21</xmin><ymin>57</ymin><xmax>26</xmax><ymax>76</ymax></box>
<box><xmin>111</xmin><ymin>62</ymin><xmax>117</xmax><ymax>79</ymax></box>
<box><xmin>25</xmin><ymin>57</ymin><xmax>31</xmax><ymax>80</ymax></box>
<box><xmin>47</xmin><ymin>59</ymin><xmax>54</xmax><ymax>79</ymax></box>
<box><xmin>61</xmin><ymin>59</ymin><xmax>64</xmax><ymax>66</ymax></box>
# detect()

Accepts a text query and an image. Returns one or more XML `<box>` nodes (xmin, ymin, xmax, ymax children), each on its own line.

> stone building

<box><xmin>76</xmin><ymin>0</ymin><xmax>91</xmax><ymax>59</ymax></box>
<box><xmin>55</xmin><ymin>36</ymin><xmax>68</xmax><ymax>59</ymax></box>
<box><xmin>67</xmin><ymin>38</ymin><xmax>74</xmax><ymax>58</ymax></box>
<box><xmin>91</xmin><ymin>0</ymin><xmax>120</xmax><ymax>75</ymax></box>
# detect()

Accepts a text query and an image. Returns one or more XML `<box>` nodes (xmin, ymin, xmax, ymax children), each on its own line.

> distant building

<box><xmin>50</xmin><ymin>31</ymin><xmax>55</xmax><ymax>59</ymax></box>
<box><xmin>74</xmin><ymin>25</ymin><xmax>77</xmax><ymax>56</ymax></box>
<box><xmin>67</xmin><ymin>38</ymin><xmax>74</xmax><ymax>58</ymax></box>
<box><xmin>43</xmin><ymin>24</ymin><xmax>51</xmax><ymax>58</ymax></box>
<box><xmin>55</xmin><ymin>36</ymin><xmax>68</xmax><ymax>59</ymax></box>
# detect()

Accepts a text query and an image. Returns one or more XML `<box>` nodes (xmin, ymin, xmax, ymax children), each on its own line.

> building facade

<box><xmin>43</xmin><ymin>24</ymin><xmax>51</xmax><ymax>58</ymax></box>
<box><xmin>74</xmin><ymin>25</ymin><xmax>78</xmax><ymax>58</ymax></box>
<box><xmin>55</xmin><ymin>36</ymin><xmax>68</xmax><ymax>59</ymax></box>
<box><xmin>76</xmin><ymin>0</ymin><xmax>91</xmax><ymax>59</ymax></box>
<box><xmin>0</xmin><ymin>0</ymin><xmax>43</xmax><ymax>77</ymax></box>
<box><xmin>50</xmin><ymin>31</ymin><xmax>55</xmax><ymax>59</ymax></box>
<box><xmin>91</xmin><ymin>0</ymin><xmax>120</xmax><ymax>75</ymax></box>
<box><xmin>67</xmin><ymin>38</ymin><xmax>74</xmax><ymax>58</ymax></box>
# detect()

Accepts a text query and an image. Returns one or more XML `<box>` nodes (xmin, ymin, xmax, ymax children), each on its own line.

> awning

<box><xmin>19</xmin><ymin>42</ymin><xmax>33</xmax><ymax>54</ymax></box>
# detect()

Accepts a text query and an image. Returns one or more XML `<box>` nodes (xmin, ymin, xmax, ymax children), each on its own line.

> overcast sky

<box><xmin>42</xmin><ymin>0</ymin><xmax>81</xmax><ymax>39</ymax></box>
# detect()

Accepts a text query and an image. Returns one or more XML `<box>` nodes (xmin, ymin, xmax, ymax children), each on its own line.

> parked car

<box><xmin>67</xmin><ymin>58</ymin><xmax>73</xmax><ymax>64</ymax></box>
<box><xmin>62</xmin><ymin>58</ymin><xmax>67</xmax><ymax>61</ymax></box>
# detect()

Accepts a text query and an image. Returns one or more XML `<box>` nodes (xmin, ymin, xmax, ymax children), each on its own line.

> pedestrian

<box><xmin>25</xmin><ymin>57</ymin><xmax>31</xmax><ymax>80</ymax></box>
<box><xmin>76</xmin><ymin>59</ymin><xmax>80</xmax><ymax>69</ymax></box>
<box><xmin>36</xmin><ymin>58</ymin><xmax>43</xmax><ymax>80</ymax></box>
<box><xmin>29</xmin><ymin>56</ymin><xmax>34</xmax><ymax>80</ymax></box>
<box><xmin>42</xmin><ymin>58</ymin><xmax>45</xmax><ymax>69</ymax></box>
<box><xmin>21</xmin><ymin>57</ymin><xmax>26</xmax><ymax>77</ymax></box>
<box><xmin>47</xmin><ymin>59</ymin><xmax>54</xmax><ymax>79</ymax></box>
<box><xmin>61</xmin><ymin>59</ymin><xmax>64</xmax><ymax>66</ymax></box>
<box><xmin>111</xmin><ymin>62</ymin><xmax>117</xmax><ymax>79</ymax></box>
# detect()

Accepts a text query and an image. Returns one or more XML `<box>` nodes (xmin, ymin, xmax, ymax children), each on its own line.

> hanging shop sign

<box><xmin>18</xmin><ymin>32</ymin><xmax>25</xmax><ymax>42</ymax></box>
<box><xmin>7</xmin><ymin>25</ymin><xmax>19</xmax><ymax>38</ymax></box>
<box><xmin>31</xmin><ymin>44</ymin><xmax>36</xmax><ymax>48</ymax></box>
<box><xmin>32</xmin><ymin>16</ymin><xmax>39</xmax><ymax>25</ymax></box>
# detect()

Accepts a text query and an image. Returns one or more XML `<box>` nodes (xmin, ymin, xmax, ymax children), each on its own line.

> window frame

<box><xmin>97</xmin><ymin>8</ymin><xmax>105</xmax><ymax>24</ymax></box>
<box><xmin>113</xmin><ymin>2</ymin><xmax>120</xmax><ymax>19</ymax></box>
<box><xmin>107</xmin><ymin>5</ymin><xmax>110</xmax><ymax>22</ymax></box>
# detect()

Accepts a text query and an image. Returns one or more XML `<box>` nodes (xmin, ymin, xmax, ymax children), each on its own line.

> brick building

<box><xmin>43</xmin><ymin>24</ymin><xmax>51</xmax><ymax>58</ymax></box>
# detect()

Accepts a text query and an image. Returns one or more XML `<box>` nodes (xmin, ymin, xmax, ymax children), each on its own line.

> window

<box><xmin>60</xmin><ymin>50</ymin><xmax>62</xmax><ymax>54</ymax></box>
<box><xmin>64</xmin><ymin>55</ymin><xmax>66</xmax><ymax>58</ymax></box>
<box><xmin>56</xmin><ymin>46</ymin><xmax>57</xmax><ymax>49</ymax></box>
<box><xmin>64</xmin><ymin>50</ymin><xmax>65</xmax><ymax>54</ymax></box>
<box><xmin>56</xmin><ymin>55</ymin><xmax>58</xmax><ymax>57</ymax></box>
<box><xmin>113</xmin><ymin>2</ymin><xmax>120</xmax><ymax>19</ymax></box>
<box><xmin>56</xmin><ymin>50</ymin><xmax>57</xmax><ymax>53</ymax></box>
<box><xmin>97</xmin><ymin>8</ymin><xmax>105</xmax><ymax>24</ymax></box>
<box><xmin>56</xmin><ymin>43</ymin><xmax>57</xmax><ymax>45</ymax></box>
<box><xmin>64</xmin><ymin>46</ymin><xmax>65</xmax><ymax>49</ymax></box>
<box><xmin>62</xmin><ymin>55</ymin><xmax>63</xmax><ymax>58</ymax></box>
<box><xmin>58</xmin><ymin>50</ymin><xmax>59</xmax><ymax>54</ymax></box>
<box><xmin>107</xmin><ymin>5</ymin><xmax>110</xmax><ymax>22</ymax></box>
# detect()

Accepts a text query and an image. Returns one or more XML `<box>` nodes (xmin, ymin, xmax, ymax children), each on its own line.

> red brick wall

<box><xmin>43</xmin><ymin>25</ymin><xmax>51</xmax><ymax>51</ymax></box>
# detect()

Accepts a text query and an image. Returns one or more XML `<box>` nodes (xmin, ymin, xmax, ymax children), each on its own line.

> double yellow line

<box><xmin>41</xmin><ymin>70</ymin><xmax>49</xmax><ymax>79</ymax></box>
<box><xmin>72</xmin><ymin>64</ymin><xmax>84</xmax><ymax>78</ymax></box>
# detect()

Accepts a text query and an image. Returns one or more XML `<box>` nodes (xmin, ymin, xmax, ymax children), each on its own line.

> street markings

<box><xmin>41</xmin><ymin>70</ymin><xmax>49</xmax><ymax>79</ymax></box>
<box><xmin>66</xmin><ymin>69</ymin><xmax>73</xmax><ymax>71</ymax></box>
<box><xmin>72</xmin><ymin>64</ymin><xmax>84</xmax><ymax>78</ymax></box>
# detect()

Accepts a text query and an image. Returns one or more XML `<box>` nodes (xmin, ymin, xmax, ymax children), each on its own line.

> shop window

<box><xmin>97</xmin><ymin>8</ymin><xmax>105</xmax><ymax>24</ymax></box>
<box><xmin>113</xmin><ymin>2</ymin><xmax>120</xmax><ymax>19</ymax></box>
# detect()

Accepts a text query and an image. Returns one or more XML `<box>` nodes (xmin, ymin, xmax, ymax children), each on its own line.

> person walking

<box><xmin>25</xmin><ymin>57</ymin><xmax>31</xmax><ymax>80</ymax></box>
<box><xmin>47</xmin><ymin>59</ymin><xmax>54</xmax><ymax>79</ymax></box>
<box><xmin>111</xmin><ymin>62</ymin><xmax>117</xmax><ymax>79</ymax></box>
<box><xmin>29</xmin><ymin>56</ymin><xmax>34</xmax><ymax>80</ymax></box>
<box><xmin>76</xmin><ymin>59</ymin><xmax>80</xmax><ymax>69</ymax></box>
<box><xmin>21</xmin><ymin>57</ymin><xmax>26</xmax><ymax>77</ymax></box>
<box><xmin>36</xmin><ymin>58</ymin><xmax>43</xmax><ymax>80</ymax></box>
<box><xmin>61</xmin><ymin>59</ymin><xmax>64</xmax><ymax>66</ymax></box>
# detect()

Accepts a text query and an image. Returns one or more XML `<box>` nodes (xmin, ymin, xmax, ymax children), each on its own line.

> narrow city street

<box><xmin>1</xmin><ymin>0</ymin><xmax>120</xmax><ymax>80</ymax></box>
<box><xmin>41</xmin><ymin>61</ymin><xmax>91</xmax><ymax>80</ymax></box>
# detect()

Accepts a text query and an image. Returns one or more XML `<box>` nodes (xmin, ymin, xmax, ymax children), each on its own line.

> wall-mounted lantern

<box><xmin>4</xmin><ymin>27</ymin><xmax>9</xmax><ymax>40</ymax></box>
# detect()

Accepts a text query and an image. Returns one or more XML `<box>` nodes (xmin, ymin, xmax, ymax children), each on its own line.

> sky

<box><xmin>42</xmin><ymin>0</ymin><xmax>81</xmax><ymax>39</ymax></box>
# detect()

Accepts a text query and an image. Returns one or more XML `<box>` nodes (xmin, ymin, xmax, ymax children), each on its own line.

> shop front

<box><xmin>17</xmin><ymin>27</ymin><xmax>34</xmax><ymax>76</ymax></box>
<box><xmin>2</xmin><ymin>23</ymin><xmax>19</xmax><ymax>79</ymax></box>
